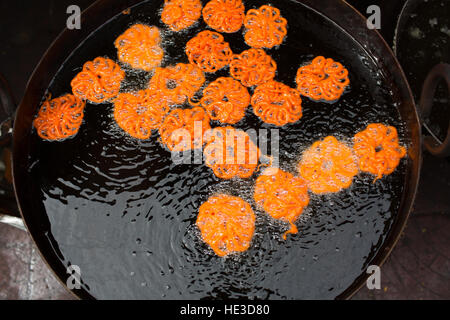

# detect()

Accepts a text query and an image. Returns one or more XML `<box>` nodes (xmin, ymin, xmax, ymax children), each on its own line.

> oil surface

<box><xmin>26</xmin><ymin>0</ymin><xmax>407</xmax><ymax>299</ymax></box>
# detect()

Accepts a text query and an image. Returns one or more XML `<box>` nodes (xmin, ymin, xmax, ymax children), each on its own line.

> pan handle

<box><xmin>0</xmin><ymin>73</ymin><xmax>25</xmax><ymax>231</ymax></box>
<box><xmin>418</xmin><ymin>63</ymin><xmax>450</xmax><ymax>157</ymax></box>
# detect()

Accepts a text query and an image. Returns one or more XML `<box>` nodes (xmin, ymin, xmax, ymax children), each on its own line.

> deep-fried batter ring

<box><xmin>161</xmin><ymin>0</ymin><xmax>202</xmax><ymax>31</ymax></box>
<box><xmin>353</xmin><ymin>123</ymin><xmax>406</xmax><ymax>180</ymax></box>
<box><xmin>114</xmin><ymin>24</ymin><xmax>164</xmax><ymax>71</ymax></box>
<box><xmin>158</xmin><ymin>107</ymin><xmax>211</xmax><ymax>151</ymax></box>
<box><xmin>202</xmin><ymin>0</ymin><xmax>245</xmax><ymax>33</ymax></box>
<box><xmin>243</xmin><ymin>5</ymin><xmax>287</xmax><ymax>49</ymax></box>
<box><xmin>204</xmin><ymin>126</ymin><xmax>260</xmax><ymax>179</ymax></box>
<box><xmin>71</xmin><ymin>57</ymin><xmax>125</xmax><ymax>104</ymax></box>
<box><xmin>185</xmin><ymin>30</ymin><xmax>233</xmax><ymax>73</ymax></box>
<box><xmin>113</xmin><ymin>89</ymin><xmax>169</xmax><ymax>139</ymax></box>
<box><xmin>200</xmin><ymin>77</ymin><xmax>250</xmax><ymax>124</ymax></box>
<box><xmin>296</xmin><ymin>56</ymin><xmax>350</xmax><ymax>101</ymax></box>
<box><xmin>148</xmin><ymin>63</ymin><xmax>205</xmax><ymax>105</ymax></box>
<box><xmin>251</xmin><ymin>80</ymin><xmax>302</xmax><ymax>126</ymax></box>
<box><xmin>33</xmin><ymin>94</ymin><xmax>85</xmax><ymax>141</ymax></box>
<box><xmin>299</xmin><ymin>136</ymin><xmax>358</xmax><ymax>194</ymax></box>
<box><xmin>254</xmin><ymin>167</ymin><xmax>309</xmax><ymax>239</ymax></box>
<box><xmin>229</xmin><ymin>48</ymin><xmax>277</xmax><ymax>87</ymax></box>
<box><xmin>196</xmin><ymin>194</ymin><xmax>255</xmax><ymax>257</ymax></box>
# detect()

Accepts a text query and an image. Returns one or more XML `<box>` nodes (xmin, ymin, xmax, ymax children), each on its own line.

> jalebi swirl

<box><xmin>71</xmin><ymin>57</ymin><xmax>125</xmax><ymax>104</ymax></box>
<box><xmin>161</xmin><ymin>0</ymin><xmax>202</xmax><ymax>31</ymax></box>
<box><xmin>149</xmin><ymin>63</ymin><xmax>205</xmax><ymax>105</ymax></box>
<box><xmin>299</xmin><ymin>136</ymin><xmax>358</xmax><ymax>194</ymax></box>
<box><xmin>254</xmin><ymin>167</ymin><xmax>309</xmax><ymax>239</ymax></box>
<box><xmin>185</xmin><ymin>30</ymin><xmax>233</xmax><ymax>73</ymax></box>
<box><xmin>296</xmin><ymin>56</ymin><xmax>350</xmax><ymax>101</ymax></box>
<box><xmin>200</xmin><ymin>77</ymin><xmax>250</xmax><ymax>124</ymax></box>
<box><xmin>196</xmin><ymin>194</ymin><xmax>255</xmax><ymax>257</ymax></box>
<box><xmin>33</xmin><ymin>94</ymin><xmax>85</xmax><ymax>141</ymax></box>
<box><xmin>229</xmin><ymin>48</ymin><xmax>277</xmax><ymax>87</ymax></box>
<box><xmin>251</xmin><ymin>80</ymin><xmax>302</xmax><ymax>126</ymax></box>
<box><xmin>243</xmin><ymin>5</ymin><xmax>287</xmax><ymax>49</ymax></box>
<box><xmin>204</xmin><ymin>126</ymin><xmax>260</xmax><ymax>179</ymax></box>
<box><xmin>113</xmin><ymin>89</ymin><xmax>169</xmax><ymax>139</ymax></box>
<box><xmin>114</xmin><ymin>24</ymin><xmax>164</xmax><ymax>71</ymax></box>
<box><xmin>202</xmin><ymin>0</ymin><xmax>245</xmax><ymax>33</ymax></box>
<box><xmin>353</xmin><ymin>123</ymin><xmax>406</xmax><ymax>181</ymax></box>
<box><xmin>159</xmin><ymin>107</ymin><xmax>211</xmax><ymax>151</ymax></box>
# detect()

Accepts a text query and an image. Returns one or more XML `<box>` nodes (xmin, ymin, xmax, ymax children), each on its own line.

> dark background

<box><xmin>0</xmin><ymin>0</ymin><xmax>448</xmax><ymax>299</ymax></box>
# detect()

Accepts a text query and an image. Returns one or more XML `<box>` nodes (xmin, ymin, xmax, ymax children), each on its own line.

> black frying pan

<box><xmin>0</xmin><ymin>0</ymin><xmax>429</xmax><ymax>299</ymax></box>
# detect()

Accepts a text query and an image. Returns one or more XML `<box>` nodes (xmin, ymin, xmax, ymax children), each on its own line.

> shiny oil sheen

<box><xmin>25</xmin><ymin>0</ymin><xmax>407</xmax><ymax>299</ymax></box>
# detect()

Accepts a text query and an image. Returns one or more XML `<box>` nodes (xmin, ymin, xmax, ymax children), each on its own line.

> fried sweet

<box><xmin>71</xmin><ymin>57</ymin><xmax>125</xmax><ymax>104</ymax></box>
<box><xmin>185</xmin><ymin>30</ymin><xmax>233</xmax><ymax>73</ymax></box>
<box><xmin>114</xmin><ymin>24</ymin><xmax>164</xmax><ymax>71</ymax></box>
<box><xmin>196</xmin><ymin>194</ymin><xmax>255</xmax><ymax>257</ymax></box>
<box><xmin>254</xmin><ymin>167</ymin><xmax>309</xmax><ymax>239</ymax></box>
<box><xmin>353</xmin><ymin>123</ymin><xmax>406</xmax><ymax>180</ymax></box>
<box><xmin>200</xmin><ymin>77</ymin><xmax>250</xmax><ymax>124</ymax></box>
<box><xmin>229</xmin><ymin>48</ymin><xmax>277</xmax><ymax>87</ymax></box>
<box><xmin>148</xmin><ymin>63</ymin><xmax>205</xmax><ymax>105</ymax></box>
<box><xmin>113</xmin><ymin>89</ymin><xmax>169</xmax><ymax>139</ymax></box>
<box><xmin>202</xmin><ymin>0</ymin><xmax>245</xmax><ymax>33</ymax></box>
<box><xmin>251</xmin><ymin>80</ymin><xmax>302</xmax><ymax>126</ymax></box>
<box><xmin>161</xmin><ymin>0</ymin><xmax>202</xmax><ymax>31</ymax></box>
<box><xmin>158</xmin><ymin>107</ymin><xmax>211</xmax><ymax>151</ymax></box>
<box><xmin>243</xmin><ymin>5</ymin><xmax>287</xmax><ymax>49</ymax></box>
<box><xmin>299</xmin><ymin>136</ymin><xmax>358</xmax><ymax>194</ymax></box>
<box><xmin>33</xmin><ymin>94</ymin><xmax>85</xmax><ymax>141</ymax></box>
<box><xmin>296</xmin><ymin>56</ymin><xmax>350</xmax><ymax>101</ymax></box>
<box><xmin>203</xmin><ymin>126</ymin><xmax>260</xmax><ymax>179</ymax></box>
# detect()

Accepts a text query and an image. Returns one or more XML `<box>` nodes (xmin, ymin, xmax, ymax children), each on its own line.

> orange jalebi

<box><xmin>296</xmin><ymin>56</ymin><xmax>350</xmax><ymax>101</ymax></box>
<box><xmin>299</xmin><ymin>136</ymin><xmax>358</xmax><ymax>194</ymax></box>
<box><xmin>243</xmin><ymin>5</ymin><xmax>287</xmax><ymax>49</ymax></box>
<box><xmin>114</xmin><ymin>24</ymin><xmax>164</xmax><ymax>71</ymax></box>
<box><xmin>185</xmin><ymin>30</ymin><xmax>233</xmax><ymax>73</ymax></box>
<box><xmin>113</xmin><ymin>89</ymin><xmax>169</xmax><ymax>139</ymax></box>
<box><xmin>204</xmin><ymin>126</ymin><xmax>260</xmax><ymax>179</ymax></box>
<box><xmin>254</xmin><ymin>167</ymin><xmax>309</xmax><ymax>239</ymax></box>
<box><xmin>251</xmin><ymin>80</ymin><xmax>302</xmax><ymax>126</ymax></box>
<box><xmin>200</xmin><ymin>77</ymin><xmax>250</xmax><ymax>124</ymax></box>
<box><xmin>161</xmin><ymin>0</ymin><xmax>202</xmax><ymax>31</ymax></box>
<box><xmin>159</xmin><ymin>107</ymin><xmax>211</xmax><ymax>151</ymax></box>
<box><xmin>71</xmin><ymin>57</ymin><xmax>125</xmax><ymax>104</ymax></box>
<box><xmin>148</xmin><ymin>63</ymin><xmax>205</xmax><ymax>105</ymax></box>
<box><xmin>229</xmin><ymin>48</ymin><xmax>277</xmax><ymax>87</ymax></box>
<box><xmin>202</xmin><ymin>0</ymin><xmax>245</xmax><ymax>33</ymax></box>
<box><xmin>196</xmin><ymin>194</ymin><xmax>255</xmax><ymax>257</ymax></box>
<box><xmin>353</xmin><ymin>123</ymin><xmax>406</xmax><ymax>181</ymax></box>
<box><xmin>33</xmin><ymin>94</ymin><xmax>85</xmax><ymax>141</ymax></box>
